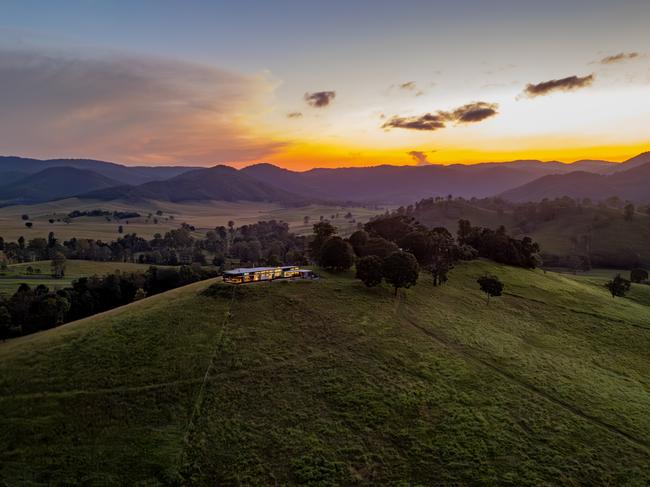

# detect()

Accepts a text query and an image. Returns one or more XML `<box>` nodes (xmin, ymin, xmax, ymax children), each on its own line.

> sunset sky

<box><xmin>1</xmin><ymin>0</ymin><xmax>650</xmax><ymax>169</ymax></box>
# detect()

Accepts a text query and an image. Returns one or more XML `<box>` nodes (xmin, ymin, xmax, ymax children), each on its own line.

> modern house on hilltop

<box><xmin>223</xmin><ymin>265</ymin><xmax>314</xmax><ymax>284</ymax></box>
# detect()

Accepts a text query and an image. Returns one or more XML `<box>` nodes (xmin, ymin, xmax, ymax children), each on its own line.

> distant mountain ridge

<box><xmin>0</xmin><ymin>156</ymin><xmax>199</xmax><ymax>186</ymax></box>
<box><xmin>0</xmin><ymin>167</ymin><xmax>122</xmax><ymax>206</ymax></box>
<box><xmin>81</xmin><ymin>165</ymin><xmax>307</xmax><ymax>204</ymax></box>
<box><xmin>500</xmin><ymin>153</ymin><xmax>650</xmax><ymax>203</ymax></box>
<box><xmin>0</xmin><ymin>152</ymin><xmax>648</xmax><ymax>206</ymax></box>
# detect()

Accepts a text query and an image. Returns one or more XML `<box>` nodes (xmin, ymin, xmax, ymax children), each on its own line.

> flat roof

<box><xmin>224</xmin><ymin>266</ymin><xmax>298</xmax><ymax>275</ymax></box>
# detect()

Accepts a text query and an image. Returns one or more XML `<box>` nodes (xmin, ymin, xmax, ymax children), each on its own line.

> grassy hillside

<box><xmin>0</xmin><ymin>260</ymin><xmax>162</xmax><ymax>295</ymax></box>
<box><xmin>413</xmin><ymin>200</ymin><xmax>650</xmax><ymax>266</ymax></box>
<box><xmin>1</xmin><ymin>261</ymin><xmax>650</xmax><ymax>484</ymax></box>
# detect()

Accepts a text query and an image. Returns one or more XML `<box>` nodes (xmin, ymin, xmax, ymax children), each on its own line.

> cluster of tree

<box><xmin>457</xmin><ymin>220</ymin><xmax>540</xmax><ymax>268</ymax></box>
<box><xmin>0</xmin><ymin>264</ymin><xmax>218</xmax><ymax>340</ymax></box>
<box><xmin>308</xmin><ymin>213</ymin><xmax>526</xmax><ymax>296</ymax></box>
<box><xmin>0</xmin><ymin>220</ymin><xmax>309</xmax><ymax>269</ymax></box>
<box><xmin>67</xmin><ymin>209</ymin><xmax>141</xmax><ymax>220</ymax></box>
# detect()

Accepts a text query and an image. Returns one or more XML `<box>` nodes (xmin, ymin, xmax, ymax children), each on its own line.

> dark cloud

<box><xmin>383</xmin><ymin>113</ymin><xmax>447</xmax><ymax>131</ymax></box>
<box><xmin>407</xmin><ymin>150</ymin><xmax>435</xmax><ymax>166</ymax></box>
<box><xmin>0</xmin><ymin>46</ymin><xmax>285</xmax><ymax>164</ymax></box>
<box><xmin>523</xmin><ymin>74</ymin><xmax>594</xmax><ymax>97</ymax></box>
<box><xmin>449</xmin><ymin>102</ymin><xmax>499</xmax><ymax>123</ymax></box>
<box><xmin>382</xmin><ymin>101</ymin><xmax>498</xmax><ymax>131</ymax></box>
<box><xmin>599</xmin><ymin>52</ymin><xmax>640</xmax><ymax>64</ymax></box>
<box><xmin>286</xmin><ymin>111</ymin><xmax>303</xmax><ymax>118</ymax></box>
<box><xmin>304</xmin><ymin>91</ymin><xmax>336</xmax><ymax>108</ymax></box>
<box><xmin>399</xmin><ymin>81</ymin><xmax>416</xmax><ymax>90</ymax></box>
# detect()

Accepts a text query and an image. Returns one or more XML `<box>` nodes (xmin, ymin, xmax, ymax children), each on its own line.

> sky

<box><xmin>1</xmin><ymin>0</ymin><xmax>650</xmax><ymax>169</ymax></box>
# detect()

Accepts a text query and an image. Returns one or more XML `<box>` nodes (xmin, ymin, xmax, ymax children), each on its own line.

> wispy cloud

<box><xmin>0</xmin><ymin>46</ymin><xmax>284</xmax><ymax>164</ymax></box>
<box><xmin>286</xmin><ymin>111</ymin><xmax>303</xmax><ymax>118</ymax></box>
<box><xmin>304</xmin><ymin>91</ymin><xmax>336</xmax><ymax>107</ymax></box>
<box><xmin>522</xmin><ymin>74</ymin><xmax>594</xmax><ymax>98</ymax></box>
<box><xmin>598</xmin><ymin>52</ymin><xmax>640</xmax><ymax>64</ymax></box>
<box><xmin>399</xmin><ymin>81</ymin><xmax>416</xmax><ymax>90</ymax></box>
<box><xmin>383</xmin><ymin>102</ymin><xmax>498</xmax><ymax>131</ymax></box>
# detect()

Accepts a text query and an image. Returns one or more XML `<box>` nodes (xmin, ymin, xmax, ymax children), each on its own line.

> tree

<box><xmin>624</xmin><ymin>203</ymin><xmax>635</xmax><ymax>221</ymax></box>
<box><xmin>310</xmin><ymin>221</ymin><xmax>337</xmax><ymax>263</ymax></box>
<box><xmin>25</xmin><ymin>222</ymin><xmax>33</xmax><ymax>229</ymax></box>
<box><xmin>51</xmin><ymin>252</ymin><xmax>67</xmax><ymax>279</ymax></box>
<box><xmin>21</xmin><ymin>214</ymin><xmax>29</xmax><ymax>221</ymax></box>
<box><xmin>133</xmin><ymin>288</ymin><xmax>147</xmax><ymax>301</ymax></box>
<box><xmin>348</xmin><ymin>230</ymin><xmax>369</xmax><ymax>257</ymax></box>
<box><xmin>118</xmin><ymin>225</ymin><xmax>124</xmax><ymax>234</ymax></box>
<box><xmin>382</xmin><ymin>251</ymin><xmax>419</xmax><ymax>296</ymax></box>
<box><xmin>0</xmin><ymin>305</ymin><xmax>12</xmax><ymax>341</ymax></box>
<box><xmin>355</xmin><ymin>255</ymin><xmax>383</xmax><ymax>287</ymax></box>
<box><xmin>630</xmin><ymin>268</ymin><xmax>648</xmax><ymax>284</ymax></box>
<box><xmin>477</xmin><ymin>274</ymin><xmax>503</xmax><ymax>304</ymax></box>
<box><xmin>605</xmin><ymin>274</ymin><xmax>631</xmax><ymax>298</ymax></box>
<box><xmin>319</xmin><ymin>236</ymin><xmax>354</xmax><ymax>271</ymax></box>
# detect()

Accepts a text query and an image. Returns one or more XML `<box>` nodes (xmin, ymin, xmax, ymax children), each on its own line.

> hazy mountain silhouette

<box><xmin>82</xmin><ymin>165</ymin><xmax>306</xmax><ymax>204</ymax></box>
<box><xmin>0</xmin><ymin>167</ymin><xmax>123</xmax><ymax>205</ymax></box>
<box><xmin>501</xmin><ymin>154</ymin><xmax>650</xmax><ymax>203</ymax></box>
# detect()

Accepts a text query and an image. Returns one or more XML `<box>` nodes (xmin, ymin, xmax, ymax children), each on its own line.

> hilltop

<box><xmin>1</xmin><ymin>261</ymin><xmax>650</xmax><ymax>484</ymax></box>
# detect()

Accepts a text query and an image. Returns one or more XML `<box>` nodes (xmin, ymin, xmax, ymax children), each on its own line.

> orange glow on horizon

<box><xmin>240</xmin><ymin>140</ymin><xmax>650</xmax><ymax>171</ymax></box>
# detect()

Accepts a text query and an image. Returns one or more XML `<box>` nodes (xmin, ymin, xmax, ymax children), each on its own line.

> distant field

<box><xmin>0</xmin><ymin>198</ymin><xmax>387</xmax><ymax>241</ymax></box>
<box><xmin>2</xmin><ymin>261</ymin><xmax>650</xmax><ymax>484</ymax></box>
<box><xmin>0</xmin><ymin>260</ymin><xmax>158</xmax><ymax>296</ymax></box>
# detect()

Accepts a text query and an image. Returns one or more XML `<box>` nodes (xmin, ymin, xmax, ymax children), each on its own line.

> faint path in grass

<box><xmin>396</xmin><ymin>295</ymin><xmax>650</xmax><ymax>455</ymax></box>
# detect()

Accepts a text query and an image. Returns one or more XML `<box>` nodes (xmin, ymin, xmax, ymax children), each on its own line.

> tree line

<box><xmin>0</xmin><ymin>264</ymin><xmax>218</xmax><ymax>340</ymax></box>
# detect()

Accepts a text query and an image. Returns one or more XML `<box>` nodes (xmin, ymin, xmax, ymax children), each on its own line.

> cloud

<box><xmin>382</xmin><ymin>101</ymin><xmax>498</xmax><ymax>131</ymax></box>
<box><xmin>407</xmin><ymin>150</ymin><xmax>436</xmax><ymax>166</ymax></box>
<box><xmin>0</xmin><ymin>46</ymin><xmax>285</xmax><ymax>164</ymax></box>
<box><xmin>448</xmin><ymin>102</ymin><xmax>499</xmax><ymax>123</ymax></box>
<box><xmin>287</xmin><ymin>112</ymin><xmax>303</xmax><ymax>118</ymax></box>
<box><xmin>383</xmin><ymin>113</ymin><xmax>447</xmax><ymax>131</ymax></box>
<box><xmin>599</xmin><ymin>52</ymin><xmax>640</xmax><ymax>64</ymax></box>
<box><xmin>304</xmin><ymin>91</ymin><xmax>336</xmax><ymax>108</ymax></box>
<box><xmin>399</xmin><ymin>81</ymin><xmax>416</xmax><ymax>90</ymax></box>
<box><xmin>522</xmin><ymin>74</ymin><xmax>594</xmax><ymax>98</ymax></box>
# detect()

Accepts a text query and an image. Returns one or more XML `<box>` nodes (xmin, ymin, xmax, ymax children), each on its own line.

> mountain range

<box><xmin>0</xmin><ymin>152</ymin><xmax>648</xmax><ymax>207</ymax></box>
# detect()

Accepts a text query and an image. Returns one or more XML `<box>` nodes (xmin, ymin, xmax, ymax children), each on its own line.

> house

<box><xmin>223</xmin><ymin>265</ymin><xmax>313</xmax><ymax>284</ymax></box>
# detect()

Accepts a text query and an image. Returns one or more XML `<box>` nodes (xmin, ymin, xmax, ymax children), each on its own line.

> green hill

<box><xmin>1</xmin><ymin>261</ymin><xmax>650</xmax><ymax>485</ymax></box>
<box><xmin>412</xmin><ymin>200</ymin><xmax>650</xmax><ymax>267</ymax></box>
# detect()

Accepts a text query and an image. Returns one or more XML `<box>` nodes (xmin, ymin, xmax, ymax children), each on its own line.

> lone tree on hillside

<box><xmin>605</xmin><ymin>274</ymin><xmax>631</xmax><ymax>298</ymax></box>
<box><xmin>319</xmin><ymin>236</ymin><xmax>355</xmax><ymax>271</ymax></box>
<box><xmin>355</xmin><ymin>255</ymin><xmax>384</xmax><ymax>287</ymax></box>
<box><xmin>630</xmin><ymin>268</ymin><xmax>648</xmax><ymax>284</ymax></box>
<box><xmin>51</xmin><ymin>252</ymin><xmax>66</xmax><ymax>279</ymax></box>
<box><xmin>477</xmin><ymin>274</ymin><xmax>504</xmax><ymax>305</ymax></box>
<box><xmin>21</xmin><ymin>214</ymin><xmax>29</xmax><ymax>221</ymax></box>
<box><xmin>383</xmin><ymin>250</ymin><xmax>419</xmax><ymax>296</ymax></box>
<box><xmin>624</xmin><ymin>203</ymin><xmax>635</xmax><ymax>221</ymax></box>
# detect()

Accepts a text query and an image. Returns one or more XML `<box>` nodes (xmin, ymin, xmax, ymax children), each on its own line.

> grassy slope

<box><xmin>0</xmin><ymin>260</ymin><xmax>162</xmax><ymax>295</ymax></box>
<box><xmin>414</xmin><ymin>202</ymin><xmax>650</xmax><ymax>264</ymax></box>
<box><xmin>1</xmin><ymin>262</ymin><xmax>650</xmax><ymax>485</ymax></box>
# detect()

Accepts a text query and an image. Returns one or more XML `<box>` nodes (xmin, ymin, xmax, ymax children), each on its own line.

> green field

<box><xmin>1</xmin><ymin>260</ymin><xmax>650</xmax><ymax>484</ymax></box>
<box><xmin>0</xmin><ymin>198</ymin><xmax>386</xmax><ymax>241</ymax></box>
<box><xmin>0</xmin><ymin>260</ymin><xmax>160</xmax><ymax>296</ymax></box>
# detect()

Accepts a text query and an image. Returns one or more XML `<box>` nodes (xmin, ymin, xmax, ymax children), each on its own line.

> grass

<box><xmin>0</xmin><ymin>260</ymin><xmax>161</xmax><ymax>296</ymax></box>
<box><xmin>414</xmin><ymin>201</ymin><xmax>650</xmax><ymax>265</ymax></box>
<box><xmin>0</xmin><ymin>198</ymin><xmax>386</xmax><ymax>241</ymax></box>
<box><xmin>1</xmin><ymin>261</ymin><xmax>650</xmax><ymax>484</ymax></box>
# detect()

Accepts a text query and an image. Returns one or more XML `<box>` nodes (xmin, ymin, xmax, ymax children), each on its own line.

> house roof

<box><xmin>224</xmin><ymin>266</ymin><xmax>297</xmax><ymax>275</ymax></box>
